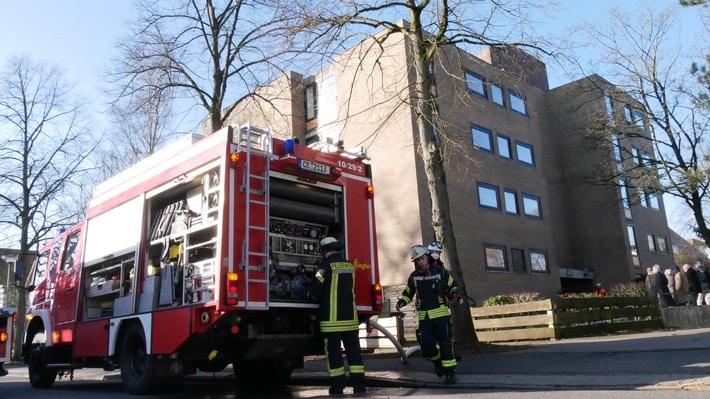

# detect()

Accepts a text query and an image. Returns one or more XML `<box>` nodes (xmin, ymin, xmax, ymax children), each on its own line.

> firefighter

<box><xmin>428</xmin><ymin>240</ymin><xmax>444</xmax><ymax>267</ymax></box>
<box><xmin>396</xmin><ymin>245</ymin><xmax>459</xmax><ymax>385</ymax></box>
<box><xmin>309</xmin><ymin>236</ymin><xmax>366</xmax><ymax>396</ymax></box>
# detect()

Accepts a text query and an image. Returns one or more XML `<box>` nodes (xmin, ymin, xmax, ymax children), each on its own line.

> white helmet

<box><xmin>427</xmin><ymin>241</ymin><xmax>442</xmax><ymax>252</ymax></box>
<box><xmin>427</xmin><ymin>241</ymin><xmax>442</xmax><ymax>260</ymax></box>
<box><xmin>409</xmin><ymin>245</ymin><xmax>429</xmax><ymax>261</ymax></box>
<box><xmin>319</xmin><ymin>236</ymin><xmax>343</xmax><ymax>253</ymax></box>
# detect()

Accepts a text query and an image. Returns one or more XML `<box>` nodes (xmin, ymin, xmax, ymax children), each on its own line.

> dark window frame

<box><xmin>515</xmin><ymin>140</ymin><xmax>535</xmax><ymax>167</ymax></box>
<box><xmin>484</xmin><ymin>243</ymin><xmax>508</xmax><ymax>272</ymax></box>
<box><xmin>529</xmin><ymin>249</ymin><xmax>549</xmax><ymax>274</ymax></box>
<box><xmin>465</xmin><ymin>70</ymin><xmax>488</xmax><ymax>99</ymax></box>
<box><xmin>477</xmin><ymin>182</ymin><xmax>501</xmax><ymax>211</ymax></box>
<box><xmin>471</xmin><ymin>124</ymin><xmax>494</xmax><ymax>153</ymax></box>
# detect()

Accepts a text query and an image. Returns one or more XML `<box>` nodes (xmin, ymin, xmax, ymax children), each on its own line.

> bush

<box><xmin>482</xmin><ymin>292</ymin><xmax>545</xmax><ymax>307</ymax></box>
<box><xmin>607</xmin><ymin>281</ymin><xmax>648</xmax><ymax>297</ymax></box>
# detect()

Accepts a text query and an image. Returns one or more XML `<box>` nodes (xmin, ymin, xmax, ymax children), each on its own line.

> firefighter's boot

<box><xmin>433</xmin><ymin>359</ymin><xmax>444</xmax><ymax>377</ymax></box>
<box><xmin>328</xmin><ymin>375</ymin><xmax>346</xmax><ymax>396</ymax></box>
<box><xmin>444</xmin><ymin>369</ymin><xmax>457</xmax><ymax>385</ymax></box>
<box><xmin>351</xmin><ymin>372</ymin><xmax>366</xmax><ymax>396</ymax></box>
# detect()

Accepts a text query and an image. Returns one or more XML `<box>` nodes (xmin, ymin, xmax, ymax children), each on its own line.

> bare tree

<box><xmin>286</xmin><ymin>0</ymin><xmax>553</xmax><ymax>348</ymax></box>
<box><xmin>0</xmin><ymin>55</ymin><xmax>96</xmax><ymax>359</ymax></box>
<box><xmin>107</xmin><ymin>0</ymin><xmax>300</xmax><ymax>134</ymax></box>
<box><xmin>576</xmin><ymin>5</ymin><xmax>710</xmax><ymax>247</ymax></box>
<box><xmin>97</xmin><ymin>68</ymin><xmax>178</xmax><ymax>181</ymax></box>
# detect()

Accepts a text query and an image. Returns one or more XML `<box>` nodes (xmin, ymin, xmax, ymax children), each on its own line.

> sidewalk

<box><xmin>294</xmin><ymin>327</ymin><xmax>710</xmax><ymax>391</ymax></box>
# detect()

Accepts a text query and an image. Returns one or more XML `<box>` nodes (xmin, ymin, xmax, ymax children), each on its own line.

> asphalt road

<box><xmin>3</xmin><ymin>327</ymin><xmax>710</xmax><ymax>397</ymax></box>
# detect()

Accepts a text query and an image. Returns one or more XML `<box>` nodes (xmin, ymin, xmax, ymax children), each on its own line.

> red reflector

<box><xmin>230</xmin><ymin>326</ymin><xmax>239</xmax><ymax>334</ymax></box>
<box><xmin>227</xmin><ymin>273</ymin><xmax>239</xmax><ymax>305</ymax></box>
<box><xmin>373</xmin><ymin>283</ymin><xmax>383</xmax><ymax>312</ymax></box>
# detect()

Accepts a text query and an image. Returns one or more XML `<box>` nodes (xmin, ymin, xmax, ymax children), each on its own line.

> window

<box><xmin>304</xmin><ymin>83</ymin><xmax>317</xmax><ymax>120</ymax></box>
<box><xmin>49</xmin><ymin>237</ymin><xmax>64</xmax><ymax>277</ymax></box>
<box><xmin>509</xmin><ymin>90</ymin><xmax>527</xmax><ymax>116</ymax></box>
<box><xmin>515</xmin><ymin>141</ymin><xmax>535</xmax><ymax>166</ymax></box>
<box><xmin>465</xmin><ymin>71</ymin><xmax>487</xmax><ymax>98</ymax></box>
<box><xmin>647</xmin><ymin>234</ymin><xmax>657</xmax><ymax>252</ymax></box>
<box><xmin>33</xmin><ymin>251</ymin><xmax>49</xmax><ymax>287</ymax></box>
<box><xmin>647</xmin><ymin>192</ymin><xmax>660</xmax><ymax>210</ymax></box>
<box><xmin>504</xmin><ymin>189</ymin><xmax>518</xmax><ymax>215</ymax></box>
<box><xmin>611</xmin><ymin>134</ymin><xmax>622</xmax><ymax>164</ymax></box>
<box><xmin>61</xmin><ymin>231</ymin><xmax>81</xmax><ymax>271</ymax></box>
<box><xmin>640</xmin><ymin>190</ymin><xmax>660</xmax><ymax>210</ymax></box>
<box><xmin>522</xmin><ymin>193</ymin><xmax>542</xmax><ymax>219</ymax></box>
<box><xmin>305</xmin><ymin>130</ymin><xmax>320</xmax><ymax>146</ymax></box>
<box><xmin>605</xmin><ymin>95</ymin><xmax>614</xmax><ymax>119</ymax></box>
<box><xmin>433</xmin><ymin>119</ymin><xmax>440</xmax><ymax>143</ymax></box>
<box><xmin>657</xmin><ymin>236</ymin><xmax>668</xmax><ymax>253</ymax></box>
<box><xmin>633</xmin><ymin>110</ymin><xmax>646</xmax><ymax>130</ymax></box>
<box><xmin>631</xmin><ymin>147</ymin><xmax>640</xmax><ymax>165</ymax></box>
<box><xmin>619</xmin><ymin>178</ymin><xmax>630</xmax><ymax>210</ymax></box>
<box><xmin>491</xmin><ymin>83</ymin><xmax>504</xmax><ymax>106</ymax></box>
<box><xmin>530</xmin><ymin>250</ymin><xmax>549</xmax><ymax>273</ymax></box>
<box><xmin>624</xmin><ymin>105</ymin><xmax>633</xmax><ymax>123</ymax></box>
<box><xmin>497</xmin><ymin>135</ymin><xmax>512</xmax><ymax>159</ymax></box>
<box><xmin>627</xmin><ymin>225</ymin><xmax>638</xmax><ymax>256</ymax></box>
<box><xmin>641</xmin><ymin>151</ymin><xmax>653</xmax><ymax>168</ymax></box>
<box><xmin>477</xmin><ymin>182</ymin><xmax>500</xmax><ymax>210</ymax></box>
<box><xmin>471</xmin><ymin>125</ymin><xmax>493</xmax><ymax>152</ymax></box>
<box><xmin>484</xmin><ymin>244</ymin><xmax>508</xmax><ymax>271</ymax></box>
<box><xmin>511</xmin><ymin>248</ymin><xmax>526</xmax><ymax>273</ymax></box>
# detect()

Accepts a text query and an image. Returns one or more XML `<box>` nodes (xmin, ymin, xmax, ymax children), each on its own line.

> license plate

<box><xmin>298</xmin><ymin>159</ymin><xmax>331</xmax><ymax>175</ymax></box>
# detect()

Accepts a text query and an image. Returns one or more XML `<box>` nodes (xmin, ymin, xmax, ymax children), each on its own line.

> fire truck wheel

<box><xmin>27</xmin><ymin>332</ymin><xmax>58</xmax><ymax>389</ymax></box>
<box><xmin>119</xmin><ymin>323</ymin><xmax>159</xmax><ymax>395</ymax></box>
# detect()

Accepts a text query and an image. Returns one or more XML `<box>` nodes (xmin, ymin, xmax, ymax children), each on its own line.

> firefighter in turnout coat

<box><xmin>396</xmin><ymin>244</ymin><xmax>460</xmax><ymax>384</ymax></box>
<box><xmin>310</xmin><ymin>236</ymin><xmax>366</xmax><ymax>396</ymax></box>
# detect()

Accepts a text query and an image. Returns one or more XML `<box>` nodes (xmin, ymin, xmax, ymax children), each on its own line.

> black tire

<box><xmin>119</xmin><ymin>323</ymin><xmax>159</xmax><ymax>395</ymax></box>
<box><xmin>27</xmin><ymin>332</ymin><xmax>57</xmax><ymax>389</ymax></box>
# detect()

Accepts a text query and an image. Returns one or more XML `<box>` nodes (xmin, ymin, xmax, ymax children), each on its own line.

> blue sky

<box><xmin>0</xmin><ymin>0</ymin><xmax>706</xmax><ymax>238</ymax></box>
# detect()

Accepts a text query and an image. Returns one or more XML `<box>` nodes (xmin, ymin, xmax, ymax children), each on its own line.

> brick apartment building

<box><xmin>222</xmin><ymin>28</ymin><xmax>672</xmax><ymax>301</ymax></box>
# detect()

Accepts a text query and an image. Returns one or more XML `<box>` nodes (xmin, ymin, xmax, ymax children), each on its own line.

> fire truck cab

<box><xmin>22</xmin><ymin>125</ymin><xmax>381</xmax><ymax>394</ymax></box>
<box><xmin>0</xmin><ymin>307</ymin><xmax>16</xmax><ymax>376</ymax></box>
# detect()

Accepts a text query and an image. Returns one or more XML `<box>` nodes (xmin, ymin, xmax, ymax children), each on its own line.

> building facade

<box><xmin>223</xmin><ymin>30</ymin><xmax>672</xmax><ymax>301</ymax></box>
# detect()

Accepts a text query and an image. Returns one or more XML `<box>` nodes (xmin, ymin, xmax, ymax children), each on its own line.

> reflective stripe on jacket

<box><xmin>311</xmin><ymin>253</ymin><xmax>359</xmax><ymax>332</ymax></box>
<box><xmin>399</xmin><ymin>265</ymin><xmax>457</xmax><ymax>321</ymax></box>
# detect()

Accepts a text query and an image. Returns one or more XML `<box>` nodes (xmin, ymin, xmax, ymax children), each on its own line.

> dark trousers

<box><xmin>323</xmin><ymin>330</ymin><xmax>365</xmax><ymax>391</ymax></box>
<box><xmin>419</xmin><ymin>316</ymin><xmax>457</xmax><ymax>372</ymax></box>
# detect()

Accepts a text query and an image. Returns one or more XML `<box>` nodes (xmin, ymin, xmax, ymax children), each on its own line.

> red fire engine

<box><xmin>1</xmin><ymin>307</ymin><xmax>16</xmax><ymax>376</ymax></box>
<box><xmin>21</xmin><ymin>125</ymin><xmax>382</xmax><ymax>394</ymax></box>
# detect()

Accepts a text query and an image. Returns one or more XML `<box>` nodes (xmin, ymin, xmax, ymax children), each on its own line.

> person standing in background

<box><xmin>672</xmin><ymin>265</ymin><xmax>689</xmax><ymax>306</ymax></box>
<box><xmin>694</xmin><ymin>261</ymin><xmax>710</xmax><ymax>305</ymax></box>
<box><xmin>683</xmin><ymin>263</ymin><xmax>702</xmax><ymax>306</ymax></box>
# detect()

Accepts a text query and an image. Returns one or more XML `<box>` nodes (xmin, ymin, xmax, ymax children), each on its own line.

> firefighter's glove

<box><xmin>449</xmin><ymin>287</ymin><xmax>463</xmax><ymax>305</ymax></box>
<box><xmin>395</xmin><ymin>299</ymin><xmax>406</xmax><ymax>311</ymax></box>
